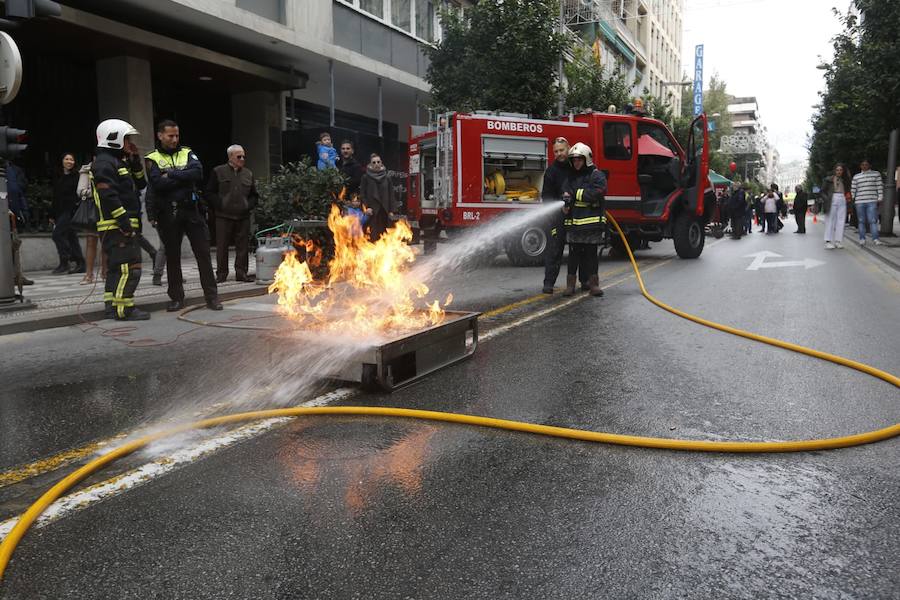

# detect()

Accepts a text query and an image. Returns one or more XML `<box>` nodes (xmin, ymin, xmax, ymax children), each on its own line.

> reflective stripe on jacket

<box><xmin>91</xmin><ymin>149</ymin><xmax>144</xmax><ymax>232</ymax></box>
<box><xmin>563</xmin><ymin>165</ymin><xmax>607</xmax><ymax>233</ymax></box>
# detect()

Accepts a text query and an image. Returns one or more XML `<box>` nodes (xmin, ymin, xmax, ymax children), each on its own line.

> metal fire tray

<box><xmin>335</xmin><ymin>311</ymin><xmax>479</xmax><ymax>392</ymax></box>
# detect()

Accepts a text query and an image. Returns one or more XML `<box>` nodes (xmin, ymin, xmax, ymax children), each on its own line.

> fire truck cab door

<box><xmin>636</xmin><ymin>122</ymin><xmax>683</xmax><ymax>217</ymax></box>
<box><xmin>681</xmin><ymin>113</ymin><xmax>710</xmax><ymax>213</ymax></box>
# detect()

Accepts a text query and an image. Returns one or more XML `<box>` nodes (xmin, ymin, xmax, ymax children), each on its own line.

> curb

<box><xmin>844</xmin><ymin>228</ymin><xmax>900</xmax><ymax>272</ymax></box>
<box><xmin>0</xmin><ymin>285</ymin><xmax>269</xmax><ymax>337</ymax></box>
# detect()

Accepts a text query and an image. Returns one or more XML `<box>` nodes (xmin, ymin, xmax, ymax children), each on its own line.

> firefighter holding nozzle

<box><xmin>562</xmin><ymin>142</ymin><xmax>606</xmax><ymax>297</ymax></box>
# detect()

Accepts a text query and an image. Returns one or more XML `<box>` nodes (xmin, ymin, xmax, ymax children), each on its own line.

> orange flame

<box><xmin>269</xmin><ymin>205</ymin><xmax>449</xmax><ymax>333</ymax></box>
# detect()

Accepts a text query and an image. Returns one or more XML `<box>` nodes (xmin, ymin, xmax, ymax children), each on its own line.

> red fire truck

<box><xmin>405</xmin><ymin>109</ymin><xmax>713</xmax><ymax>264</ymax></box>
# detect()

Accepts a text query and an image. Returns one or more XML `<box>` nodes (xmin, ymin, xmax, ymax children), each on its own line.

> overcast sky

<box><xmin>681</xmin><ymin>0</ymin><xmax>847</xmax><ymax>163</ymax></box>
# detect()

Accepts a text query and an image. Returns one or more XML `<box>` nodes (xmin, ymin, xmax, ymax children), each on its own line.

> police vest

<box><xmin>145</xmin><ymin>147</ymin><xmax>193</xmax><ymax>171</ymax></box>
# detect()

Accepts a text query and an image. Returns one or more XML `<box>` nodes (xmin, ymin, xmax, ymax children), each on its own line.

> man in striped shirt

<box><xmin>851</xmin><ymin>159</ymin><xmax>884</xmax><ymax>246</ymax></box>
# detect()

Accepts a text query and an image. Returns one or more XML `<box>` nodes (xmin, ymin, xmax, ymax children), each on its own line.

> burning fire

<box><xmin>269</xmin><ymin>204</ymin><xmax>452</xmax><ymax>333</ymax></box>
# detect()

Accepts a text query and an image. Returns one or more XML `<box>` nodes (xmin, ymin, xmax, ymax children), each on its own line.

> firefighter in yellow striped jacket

<box><xmin>562</xmin><ymin>142</ymin><xmax>606</xmax><ymax>297</ymax></box>
<box><xmin>91</xmin><ymin>119</ymin><xmax>150</xmax><ymax>321</ymax></box>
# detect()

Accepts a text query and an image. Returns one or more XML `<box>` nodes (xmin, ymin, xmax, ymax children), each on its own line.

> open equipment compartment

<box><xmin>481</xmin><ymin>135</ymin><xmax>546</xmax><ymax>203</ymax></box>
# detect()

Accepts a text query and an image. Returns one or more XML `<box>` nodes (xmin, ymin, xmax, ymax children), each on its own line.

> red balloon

<box><xmin>729</xmin><ymin>161</ymin><xmax>737</xmax><ymax>172</ymax></box>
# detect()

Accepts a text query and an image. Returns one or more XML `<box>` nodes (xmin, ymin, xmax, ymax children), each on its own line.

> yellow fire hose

<box><xmin>1</xmin><ymin>212</ymin><xmax>898</xmax><ymax>582</ymax></box>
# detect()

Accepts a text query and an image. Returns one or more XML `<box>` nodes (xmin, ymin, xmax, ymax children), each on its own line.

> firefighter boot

<box><xmin>588</xmin><ymin>275</ymin><xmax>604</xmax><ymax>297</ymax></box>
<box><xmin>103</xmin><ymin>301</ymin><xmax>115</xmax><ymax>320</ymax></box>
<box><xmin>117</xmin><ymin>307</ymin><xmax>151</xmax><ymax>321</ymax></box>
<box><xmin>563</xmin><ymin>275</ymin><xmax>577</xmax><ymax>297</ymax></box>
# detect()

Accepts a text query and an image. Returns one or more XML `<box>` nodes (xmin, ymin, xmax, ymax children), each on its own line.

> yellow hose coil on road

<box><xmin>1</xmin><ymin>212</ymin><xmax>898</xmax><ymax>582</ymax></box>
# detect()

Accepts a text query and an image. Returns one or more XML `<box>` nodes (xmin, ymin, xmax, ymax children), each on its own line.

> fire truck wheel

<box><xmin>673</xmin><ymin>212</ymin><xmax>705</xmax><ymax>259</ymax></box>
<box><xmin>505</xmin><ymin>226</ymin><xmax>548</xmax><ymax>266</ymax></box>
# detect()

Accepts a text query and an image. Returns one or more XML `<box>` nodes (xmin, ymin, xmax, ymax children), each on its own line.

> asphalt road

<box><xmin>1</xmin><ymin>224</ymin><xmax>899</xmax><ymax>599</ymax></box>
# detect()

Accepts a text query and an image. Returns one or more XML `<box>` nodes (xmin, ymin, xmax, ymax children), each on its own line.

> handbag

<box><xmin>71</xmin><ymin>196</ymin><xmax>98</xmax><ymax>232</ymax></box>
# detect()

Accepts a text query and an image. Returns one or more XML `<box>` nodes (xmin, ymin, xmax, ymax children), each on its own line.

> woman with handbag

<box><xmin>820</xmin><ymin>163</ymin><xmax>852</xmax><ymax>249</ymax></box>
<box><xmin>50</xmin><ymin>152</ymin><xmax>86</xmax><ymax>275</ymax></box>
<box><xmin>74</xmin><ymin>161</ymin><xmax>107</xmax><ymax>284</ymax></box>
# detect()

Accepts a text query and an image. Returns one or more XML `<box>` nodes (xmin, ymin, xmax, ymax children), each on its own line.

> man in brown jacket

<box><xmin>206</xmin><ymin>144</ymin><xmax>258</xmax><ymax>282</ymax></box>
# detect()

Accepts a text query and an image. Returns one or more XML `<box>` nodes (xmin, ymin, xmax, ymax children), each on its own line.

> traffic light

<box><xmin>4</xmin><ymin>0</ymin><xmax>61</xmax><ymax>19</ymax></box>
<box><xmin>0</xmin><ymin>126</ymin><xmax>27</xmax><ymax>159</ymax></box>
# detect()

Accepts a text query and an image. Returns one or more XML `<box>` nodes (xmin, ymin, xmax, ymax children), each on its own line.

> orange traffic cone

<box><xmin>754</xmin><ymin>215</ymin><xmax>759</xmax><ymax>225</ymax></box>
<box><xmin>813</xmin><ymin>212</ymin><xmax>818</xmax><ymax>224</ymax></box>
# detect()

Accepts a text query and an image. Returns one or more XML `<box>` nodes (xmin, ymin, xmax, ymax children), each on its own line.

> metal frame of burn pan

<box><xmin>345</xmin><ymin>311</ymin><xmax>479</xmax><ymax>392</ymax></box>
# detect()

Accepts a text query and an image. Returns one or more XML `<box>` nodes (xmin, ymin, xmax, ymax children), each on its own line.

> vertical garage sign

<box><xmin>693</xmin><ymin>44</ymin><xmax>704</xmax><ymax>116</ymax></box>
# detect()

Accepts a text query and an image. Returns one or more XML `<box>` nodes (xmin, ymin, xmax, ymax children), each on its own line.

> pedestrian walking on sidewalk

<box><xmin>729</xmin><ymin>183</ymin><xmax>746</xmax><ymax>239</ymax></box>
<box><xmin>50</xmin><ymin>152</ymin><xmax>86</xmax><ymax>274</ymax></box>
<box><xmin>562</xmin><ymin>142</ymin><xmax>605</xmax><ymax>297</ymax></box>
<box><xmin>91</xmin><ymin>119</ymin><xmax>150</xmax><ymax>321</ymax></box>
<box><xmin>763</xmin><ymin>189</ymin><xmax>779</xmax><ymax>234</ymax></box>
<box><xmin>540</xmin><ymin>136</ymin><xmax>572</xmax><ymax>293</ymax></box>
<box><xmin>821</xmin><ymin>163</ymin><xmax>851</xmax><ymax>249</ymax></box>
<box><xmin>145</xmin><ymin>119</ymin><xmax>221</xmax><ymax>312</ymax></box>
<box><xmin>206</xmin><ymin>144</ymin><xmax>258</xmax><ymax>282</ymax></box>
<box><xmin>793</xmin><ymin>185</ymin><xmax>808</xmax><ymax>233</ymax></box>
<box><xmin>851</xmin><ymin>159</ymin><xmax>884</xmax><ymax>246</ymax></box>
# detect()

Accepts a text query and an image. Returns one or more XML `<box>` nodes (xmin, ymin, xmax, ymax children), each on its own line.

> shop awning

<box><xmin>708</xmin><ymin>170</ymin><xmax>734</xmax><ymax>186</ymax></box>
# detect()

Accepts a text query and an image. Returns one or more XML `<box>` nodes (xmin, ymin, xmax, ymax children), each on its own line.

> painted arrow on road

<box><xmin>744</xmin><ymin>251</ymin><xmax>825</xmax><ymax>271</ymax></box>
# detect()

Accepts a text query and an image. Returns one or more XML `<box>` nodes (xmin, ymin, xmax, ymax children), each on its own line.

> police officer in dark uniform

<box><xmin>91</xmin><ymin>118</ymin><xmax>150</xmax><ymax>321</ymax></box>
<box><xmin>541</xmin><ymin>136</ymin><xmax>573</xmax><ymax>294</ymax></box>
<box><xmin>145</xmin><ymin>119</ymin><xmax>221</xmax><ymax>312</ymax></box>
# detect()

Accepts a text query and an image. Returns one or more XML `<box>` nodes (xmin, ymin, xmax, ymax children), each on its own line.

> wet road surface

<box><xmin>1</xmin><ymin>227</ymin><xmax>899</xmax><ymax>599</ymax></box>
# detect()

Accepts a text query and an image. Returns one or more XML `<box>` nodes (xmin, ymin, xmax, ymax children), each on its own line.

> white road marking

<box><xmin>744</xmin><ymin>251</ymin><xmax>825</xmax><ymax>271</ymax></box>
<box><xmin>0</xmin><ymin>388</ymin><xmax>355</xmax><ymax>538</ymax></box>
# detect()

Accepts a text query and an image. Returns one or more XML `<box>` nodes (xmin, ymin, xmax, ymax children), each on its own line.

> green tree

<box><xmin>425</xmin><ymin>0</ymin><xmax>566</xmax><ymax>117</ymax></box>
<box><xmin>671</xmin><ymin>76</ymin><xmax>733</xmax><ymax>175</ymax></box>
<box><xmin>563</xmin><ymin>46</ymin><xmax>632</xmax><ymax>114</ymax></box>
<box><xmin>806</xmin><ymin>1</ymin><xmax>900</xmax><ymax>188</ymax></box>
<box><xmin>701</xmin><ymin>74</ymin><xmax>734</xmax><ymax>176</ymax></box>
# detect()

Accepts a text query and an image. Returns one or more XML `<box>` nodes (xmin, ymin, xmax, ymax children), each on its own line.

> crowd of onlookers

<box><xmin>717</xmin><ymin>159</ymin><xmax>893</xmax><ymax>247</ymax></box>
<box><xmin>316</xmin><ymin>132</ymin><xmax>399</xmax><ymax>242</ymax></box>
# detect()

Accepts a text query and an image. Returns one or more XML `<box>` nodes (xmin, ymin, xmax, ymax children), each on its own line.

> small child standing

<box><xmin>316</xmin><ymin>132</ymin><xmax>337</xmax><ymax>170</ymax></box>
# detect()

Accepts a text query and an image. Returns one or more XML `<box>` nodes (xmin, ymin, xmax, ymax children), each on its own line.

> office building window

<box><xmin>360</xmin><ymin>0</ymin><xmax>384</xmax><ymax>19</ymax></box>
<box><xmin>392</xmin><ymin>0</ymin><xmax>411</xmax><ymax>31</ymax></box>
<box><xmin>415</xmin><ymin>0</ymin><xmax>434</xmax><ymax>42</ymax></box>
<box><xmin>236</xmin><ymin>0</ymin><xmax>285</xmax><ymax>23</ymax></box>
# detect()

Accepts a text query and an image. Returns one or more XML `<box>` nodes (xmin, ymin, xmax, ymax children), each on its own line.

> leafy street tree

<box><xmin>425</xmin><ymin>0</ymin><xmax>566</xmax><ymax>117</ymax></box>
<box><xmin>806</xmin><ymin>1</ymin><xmax>900</xmax><ymax>187</ymax></box>
<box><xmin>563</xmin><ymin>46</ymin><xmax>632</xmax><ymax>114</ymax></box>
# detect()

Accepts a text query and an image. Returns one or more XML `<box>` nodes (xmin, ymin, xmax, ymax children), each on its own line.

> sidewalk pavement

<box><xmin>0</xmin><ymin>251</ymin><xmax>268</xmax><ymax>335</ymax></box>
<box><xmin>842</xmin><ymin>215</ymin><xmax>900</xmax><ymax>271</ymax></box>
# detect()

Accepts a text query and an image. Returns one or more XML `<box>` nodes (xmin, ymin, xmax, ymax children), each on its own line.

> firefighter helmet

<box><xmin>96</xmin><ymin>119</ymin><xmax>139</xmax><ymax>150</ymax></box>
<box><xmin>568</xmin><ymin>142</ymin><xmax>594</xmax><ymax>167</ymax></box>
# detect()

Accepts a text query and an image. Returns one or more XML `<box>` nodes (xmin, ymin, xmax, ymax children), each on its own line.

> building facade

<box><xmin>721</xmin><ymin>95</ymin><xmax>777</xmax><ymax>183</ymax></box>
<box><xmin>5</xmin><ymin>0</ymin><xmax>464</xmax><ymax>190</ymax></box>
<box><xmin>563</xmin><ymin>0</ymin><xmax>684</xmax><ymax>115</ymax></box>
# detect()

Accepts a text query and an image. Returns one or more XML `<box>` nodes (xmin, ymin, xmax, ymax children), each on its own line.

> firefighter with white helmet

<box><xmin>562</xmin><ymin>142</ymin><xmax>606</xmax><ymax>297</ymax></box>
<box><xmin>91</xmin><ymin>118</ymin><xmax>151</xmax><ymax>320</ymax></box>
